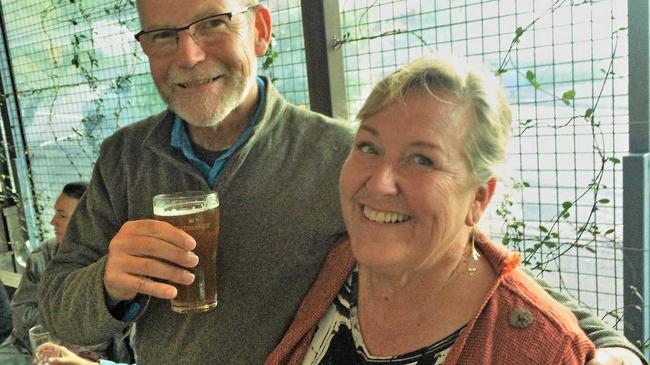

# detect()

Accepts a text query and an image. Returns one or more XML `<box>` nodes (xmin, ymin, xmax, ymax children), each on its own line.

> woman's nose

<box><xmin>366</xmin><ymin>164</ymin><xmax>399</xmax><ymax>195</ymax></box>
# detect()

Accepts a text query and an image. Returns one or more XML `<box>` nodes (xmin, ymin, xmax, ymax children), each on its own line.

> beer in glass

<box><xmin>153</xmin><ymin>191</ymin><xmax>220</xmax><ymax>313</ymax></box>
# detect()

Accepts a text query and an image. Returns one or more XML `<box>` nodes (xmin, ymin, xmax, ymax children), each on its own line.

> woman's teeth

<box><xmin>363</xmin><ymin>205</ymin><xmax>411</xmax><ymax>223</ymax></box>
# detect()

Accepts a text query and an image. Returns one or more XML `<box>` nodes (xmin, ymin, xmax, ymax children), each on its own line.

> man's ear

<box><xmin>251</xmin><ymin>5</ymin><xmax>272</xmax><ymax>57</ymax></box>
<box><xmin>465</xmin><ymin>177</ymin><xmax>497</xmax><ymax>226</ymax></box>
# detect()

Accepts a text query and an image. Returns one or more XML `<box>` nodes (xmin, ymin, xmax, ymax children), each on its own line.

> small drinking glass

<box><xmin>29</xmin><ymin>325</ymin><xmax>51</xmax><ymax>364</ymax></box>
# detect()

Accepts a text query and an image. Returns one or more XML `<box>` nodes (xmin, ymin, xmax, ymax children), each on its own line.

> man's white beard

<box><xmin>163</xmin><ymin>66</ymin><xmax>252</xmax><ymax>128</ymax></box>
<box><xmin>172</xmin><ymin>81</ymin><xmax>246</xmax><ymax>127</ymax></box>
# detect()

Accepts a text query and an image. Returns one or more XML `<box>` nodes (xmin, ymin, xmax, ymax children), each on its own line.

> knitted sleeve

<box><xmin>528</xmin><ymin>268</ymin><xmax>648</xmax><ymax>364</ymax></box>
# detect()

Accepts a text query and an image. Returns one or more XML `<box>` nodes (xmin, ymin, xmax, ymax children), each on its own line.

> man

<box><xmin>38</xmin><ymin>1</ymin><xmax>646</xmax><ymax>364</ymax></box>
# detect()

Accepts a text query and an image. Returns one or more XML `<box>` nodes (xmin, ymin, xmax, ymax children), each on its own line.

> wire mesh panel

<box><xmin>339</xmin><ymin>0</ymin><xmax>629</xmax><ymax>329</ymax></box>
<box><xmin>2</xmin><ymin>0</ymin><xmax>160</xmax><ymax>238</ymax></box>
<box><xmin>0</xmin><ymin>0</ymin><xmax>309</xmax><ymax>240</ymax></box>
<box><xmin>262</xmin><ymin>0</ymin><xmax>310</xmax><ymax>108</ymax></box>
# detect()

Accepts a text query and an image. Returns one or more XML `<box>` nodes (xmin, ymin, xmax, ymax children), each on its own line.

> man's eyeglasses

<box><xmin>134</xmin><ymin>6</ymin><xmax>255</xmax><ymax>58</ymax></box>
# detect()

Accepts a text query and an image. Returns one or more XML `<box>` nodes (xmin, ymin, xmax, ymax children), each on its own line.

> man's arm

<box><xmin>38</xmin><ymin>146</ymin><xmax>199</xmax><ymax>346</ymax></box>
<box><xmin>532</xmin><ymin>270</ymin><xmax>648</xmax><ymax>364</ymax></box>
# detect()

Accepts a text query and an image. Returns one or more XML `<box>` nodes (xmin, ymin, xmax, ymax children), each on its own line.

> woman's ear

<box><xmin>465</xmin><ymin>177</ymin><xmax>497</xmax><ymax>226</ymax></box>
<box><xmin>251</xmin><ymin>5</ymin><xmax>272</xmax><ymax>57</ymax></box>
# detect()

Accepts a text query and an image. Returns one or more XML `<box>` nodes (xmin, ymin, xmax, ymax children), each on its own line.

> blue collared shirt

<box><xmin>171</xmin><ymin>77</ymin><xmax>266</xmax><ymax>188</ymax></box>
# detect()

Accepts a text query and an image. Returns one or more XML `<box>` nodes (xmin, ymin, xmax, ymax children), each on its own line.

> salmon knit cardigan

<box><xmin>265</xmin><ymin>233</ymin><xmax>595</xmax><ymax>365</ymax></box>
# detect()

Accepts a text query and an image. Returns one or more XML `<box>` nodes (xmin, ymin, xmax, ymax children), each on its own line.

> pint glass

<box><xmin>153</xmin><ymin>191</ymin><xmax>220</xmax><ymax>313</ymax></box>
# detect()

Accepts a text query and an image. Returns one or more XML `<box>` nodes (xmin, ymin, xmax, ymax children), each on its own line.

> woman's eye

<box><xmin>413</xmin><ymin>154</ymin><xmax>434</xmax><ymax>167</ymax></box>
<box><xmin>356</xmin><ymin>142</ymin><xmax>377</xmax><ymax>154</ymax></box>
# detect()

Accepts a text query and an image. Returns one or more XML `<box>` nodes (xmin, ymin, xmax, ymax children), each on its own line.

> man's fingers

<box><xmin>111</xmin><ymin>221</ymin><xmax>199</xmax><ymax>269</ymax></box>
<box><xmin>105</xmin><ymin>219</ymin><xmax>201</xmax><ymax>301</ymax></box>
<box><xmin>119</xmin><ymin>273</ymin><xmax>178</xmax><ymax>299</ymax></box>
<box><xmin>120</xmin><ymin>236</ymin><xmax>199</xmax><ymax>269</ymax></box>
<box><xmin>121</xmin><ymin>220</ymin><xmax>196</xmax><ymax>250</ymax></box>
<box><xmin>130</xmin><ymin>256</ymin><xmax>195</xmax><ymax>285</ymax></box>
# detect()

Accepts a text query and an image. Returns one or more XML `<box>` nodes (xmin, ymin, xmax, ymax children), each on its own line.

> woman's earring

<box><xmin>468</xmin><ymin>226</ymin><xmax>481</xmax><ymax>276</ymax></box>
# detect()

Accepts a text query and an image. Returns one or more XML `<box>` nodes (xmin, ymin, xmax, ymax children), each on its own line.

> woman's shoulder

<box><xmin>475</xmin><ymin>233</ymin><xmax>591</xmax><ymax>343</ymax></box>
<box><xmin>497</xmin><ymin>269</ymin><xmax>583</xmax><ymax>334</ymax></box>
<box><xmin>478</xmin><ymin>270</ymin><xmax>595</xmax><ymax>362</ymax></box>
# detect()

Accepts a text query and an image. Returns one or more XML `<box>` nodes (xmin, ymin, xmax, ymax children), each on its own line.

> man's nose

<box><xmin>175</xmin><ymin>31</ymin><xmax>207</xmax><ymax>67</ymax></box>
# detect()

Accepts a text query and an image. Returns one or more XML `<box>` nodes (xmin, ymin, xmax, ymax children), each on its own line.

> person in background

<box><xmin>0</xmin><ymin>280</ymin><xmax>11</xmax><ymax>343</ymax></box>
<box><xmin>9</xmin><ymin>182</ymin><xmax>89</xmax><ymax>353</ymax></box>
<box><xmin>0</xmin><ymin>182</ymin><xmax>132</xmax><ymax>365</ymax></box>
<box><xmin>38</xmin><ymin>0</ymin><xmax>646</xmax><ymax>364</ymax></box>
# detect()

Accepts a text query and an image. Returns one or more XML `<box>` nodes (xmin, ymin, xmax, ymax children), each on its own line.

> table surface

<box><xmin>0</xmin><ymin>269</ymin><xmax>21</xmax><ymax>288</ymax></box>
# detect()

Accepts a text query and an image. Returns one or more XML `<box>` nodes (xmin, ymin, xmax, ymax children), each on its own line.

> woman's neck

<box><xmin>360</xmin><ymin>238</ymin><xmax>470</xmax><ymax>304</ymax></box>
<box><xmin>356</xmin><ymin>240</ymin><xmax>495</xmax><ymax>357</ymax></box>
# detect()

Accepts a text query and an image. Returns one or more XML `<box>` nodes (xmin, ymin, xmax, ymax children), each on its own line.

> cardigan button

<box><xmin>508</xmin><ymin>307</ymin><xmax>534</xmax><ymax>329</ymax></box>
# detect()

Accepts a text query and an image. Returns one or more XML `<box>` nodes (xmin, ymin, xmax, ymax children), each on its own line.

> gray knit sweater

<box><xmin>39</xmin><ymin>80</ymin><xmax>354</xmax><ymax>364</ymax></box>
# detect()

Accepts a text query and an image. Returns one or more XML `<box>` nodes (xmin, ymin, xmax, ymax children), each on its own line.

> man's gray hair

<box><xmin>357</xmin><ymin>53</ymin><xmax>512</xmax><ymax>184</ymax></box>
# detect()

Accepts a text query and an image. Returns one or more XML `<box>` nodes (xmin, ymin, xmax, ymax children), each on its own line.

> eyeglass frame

<box><xmin>134</xmin><ymin>5</ymin><xmax>256</xmax><ymax>55</ymax></box>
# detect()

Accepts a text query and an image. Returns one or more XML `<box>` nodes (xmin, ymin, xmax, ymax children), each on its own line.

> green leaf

<box><xmin>262</xmin><ymin>57</ymin><xmax>274</xmax><ymax>69</ymax></box>
<box><xmin>605</xmin><ymin>228</ymin><xmax>615</xmax><ymax>235</ymax></box>
<box><xmin>514</xmin><ymin>26</ymin><xmax>524</xmax><ymax>42</ymax></box>
<box><xmin>71</xmin><ymin>54</ymin><xmax>80</xmax><ymax>68</ymax></box>
<box><xmin>543</xmin><ymin>241</ymin><xmax>557</xmax><ymax>249</ymax></box>
<box><xmin>608</xmin><ymin>157</ymin><xmax>621</xmax><ymax>164</ymax></box>
<box><xmin>598</xmin><ymin>198</ymin><xmax>610</xmax><ymax>204</ymax></box>
<box><xmin>584</xmin><ymin>108</ymin><xmax>593</xmax><ymax>118</ymax></box>
<box><xmin>513</xmin><ymin>181</ymin><xmax>530</xmax><ymax>189</ymax></box>
<box><xmin>561</xmin><ymin>89</ymin><xmax>576</xmax><ymax>105</ymax></box>
<box><xmin>539</xmin><ymin>225</ymin><xmax>548</xmax><ymax>233</ymax></box>
<box><xmin>584</xmin><ymin>246</ymin><xmax>596</xmax><ymax>254</ymax></box>
<box><xmin>525</xmin><ymin>71</ymin><xmax>541</xmax><ymax>89</ymax></box>
<box><xmin>562</xmin><ymin>201</ymin><xmax>573</xmax><ymax>210</ymax></box>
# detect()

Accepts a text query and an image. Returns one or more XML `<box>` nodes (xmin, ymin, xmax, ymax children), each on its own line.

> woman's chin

<box><xmin>351</xmin><ymin>244</ymin><xmax>408</xmax><ymax>270</ymax></box>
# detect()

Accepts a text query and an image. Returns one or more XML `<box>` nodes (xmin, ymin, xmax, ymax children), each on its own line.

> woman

<box><xmin>267</xmin><ymin>55</ymin><xmax>595</xmax><ymax>364</ymax></box>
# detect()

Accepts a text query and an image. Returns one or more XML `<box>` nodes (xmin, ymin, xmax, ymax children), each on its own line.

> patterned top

<box><xmin>302</xmin><ymin>266</ymin><xmax>465</xmax><ymax>365</ymax></box>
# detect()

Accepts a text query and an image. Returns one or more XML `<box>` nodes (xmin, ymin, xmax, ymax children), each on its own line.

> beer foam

<box><xmin>154</xmin><ymin>202</ymin><xmax>219</xmax><ymax>216</ymax></box>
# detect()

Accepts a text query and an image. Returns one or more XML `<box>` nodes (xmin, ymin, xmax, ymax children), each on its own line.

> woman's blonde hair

<box><xmin>357</xmin><ymin>54</ymin><xmax>512</xmax><ymax>184</ymax></box>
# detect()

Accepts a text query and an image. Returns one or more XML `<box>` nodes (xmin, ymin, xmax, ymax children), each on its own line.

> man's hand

<box><xmin>103</xmin><ymin>220</ymin><xmax>199</xmax><ymax>302</ymax></box>
<box><xmin>588</xmin><ymin>347</ymin><xmax>645</xmax><ymax>365</ymax></box>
